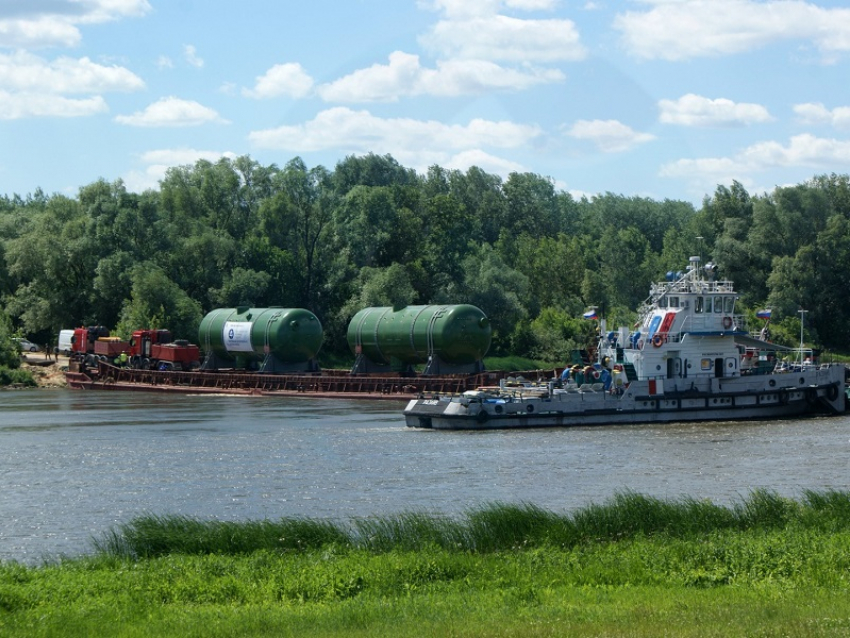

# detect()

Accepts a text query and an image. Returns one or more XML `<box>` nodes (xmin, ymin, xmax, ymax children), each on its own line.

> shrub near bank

<box><xmin>3</xmin><ymin>491</ymin><xmax>850</xmax><ymax>637</ymax></box>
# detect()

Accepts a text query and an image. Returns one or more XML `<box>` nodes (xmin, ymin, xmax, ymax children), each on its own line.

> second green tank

<box><xmin>347</xmin><ymin>304</ymin><xmax>491</xmax><ymax>367</ymax></box>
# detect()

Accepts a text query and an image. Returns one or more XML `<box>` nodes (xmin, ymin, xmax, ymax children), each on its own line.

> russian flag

<box><xmin>756</xmin><ymin>309</ymin><xmax>772</xmax><ymax>320</ymax></box>
<box><xmin>583</xmin><ymin>309</ymin><xmax>598</xmax><ymax>320</ymax></box>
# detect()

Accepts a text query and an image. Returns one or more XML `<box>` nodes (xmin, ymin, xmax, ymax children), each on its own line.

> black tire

<box><xmin>827</xmin><ymin>383</ymin><xmax>840</xmax><ymax>402</ymax></box>
<box><xmin>806</xmin><ymin>388</ymin><xmax>818</xmax><ymax>405</ymax></box>
<box><xmin>476</xmin><ymin>409</ymin><xmax>489</xmax><ymax>423</ymax></box>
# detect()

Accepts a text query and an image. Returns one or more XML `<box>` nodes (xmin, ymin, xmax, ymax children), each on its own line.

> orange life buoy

<box><xmin>652</xmin><ymin>334</ymin><xmax>664</xmax><ymax>347</ymax></box>
<box><xmin>722</xmin><ymin>316</ymin><xmax>733</xmax><ymax>329</ymax></box>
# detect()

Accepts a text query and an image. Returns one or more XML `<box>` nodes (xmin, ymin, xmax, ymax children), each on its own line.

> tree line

<box><xmin>2</xmin><ymin>153</ymin><xmax>849</xmax><ymax>364</ymax></box>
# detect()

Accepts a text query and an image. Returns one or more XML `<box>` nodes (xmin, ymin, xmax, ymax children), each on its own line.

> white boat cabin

<box><xmin>600</xmin><ymin>256</ymin><xmax>743</xmax><ymax>387</ymax></box>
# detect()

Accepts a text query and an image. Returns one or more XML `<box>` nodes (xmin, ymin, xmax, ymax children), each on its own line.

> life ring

<box><xmin>722</xmin><ymin>316</ymin><xmax>733</xmax><ymax>330</ymax></box>
<box><xmin>591</xmin><ymin>369</ymin><xmax>601</xmax><ymax>380</ymax></box>
<box><xmin>652</xmin><ymin>334</ymin><xmax>664</xmax><ymax>348</ymax></box>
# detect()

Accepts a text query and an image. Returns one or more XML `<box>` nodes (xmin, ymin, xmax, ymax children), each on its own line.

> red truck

<box><xmin>128</xmin><ymin>329</ymin><xmax>200</xmax><ymax>371</ymax></box>
<box><xmin>73</xmin><ymin>326</ymin><xmax>200</xmax><ymax>371</ymax></box>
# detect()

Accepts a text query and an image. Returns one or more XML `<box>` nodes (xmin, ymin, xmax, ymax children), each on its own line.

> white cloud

<box><xmin>660</xmin><ymin>134</ymin><xmax>850</xmax><ymax>193</ymax></box>
<box><xmin>659</xmin><ymin>94</ymin><xmax>773</xmax><ymax>127</ymax></box>
<box><xmin>0</xmin><ymin>90</ymin><xmax>108</xmax><ymax>119</ymax></box>
<box><xmin>297</xmin><ymin>0</ymin><xmax>574</xmax><ymax>105</ymax></box>
<box><xmin>739</xmin><ymin>134</ymin><xmax>850</xmax><ymax>167</ymax></box>
<box><xmin>0</xmin><ymin>50</ymin><xmax>142</xmax><ymax>119</ymax></box>
<box><xmin>242</xmin><ymin>63</ymin><xmax>314</xmax><ymax>99</ymax></box>
<box><xmin>419</xmin><ymin>0</ymin><xmax>559</xmax><ymax>20</ymax></box>
<box><xmin>0</xmin><ymin>0</ymin><xmax>151</xmax><ymax>49</ymax></box>
<box><xmin>794</xmin><ymin>103</ymin><xmax>850</xmax><ymax>130</ymax></box>
<box><xmin>565</xmin><ymin>119</ymin><xmax>656</xmax><ymax>153</ymax></box>
<box><xmin>444</xmin><ymin>149</ymin><xmax>527</xmax><ymax>175</ymax></box>
<box><xmin>421</xmin><ymin>14</ymin><xmax>586</xmax><ymax>62</ymax></box>
<box><xmin>183</xmin><ymin>44</ymin><xmax>203</xmax><ymax>68</ymax></box>
<box><xmin>317</xmin><ymin>51</ymin><xmax>563</xmax><ymax>102</ymax></box>
<box><xmin>115</xmin><ymin>97</ymin><xmax>228</xmax><ymax>127</ymax></box>
<box><xmin>249</xmin><ymin>106</ymin><xmax>540</xmax><ymax>174</ymax></box>
<box><xmin>123</xmin><ymin>148</ymin><xmax>238</xmax><ymax>192</ymax></box>
<box><xmin>0</xmin><ymin>51</ymin><xmax>144</xmax><ymax>93</ymax></box>
<box><xmin>614</xmin><ymin>0</ymin><xmax>850</xmax><ymax>61</ymax></box>
<box><xmin>250</xmin><ymin>106</ymin><xmax>540</xmax><ymax>151</ymax></box>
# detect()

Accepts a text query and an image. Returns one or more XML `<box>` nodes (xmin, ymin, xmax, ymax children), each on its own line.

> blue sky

<box><xmin>2</xmin><ymin>0</ymin><xmax>850</xmax><ymax>205</ymax></box>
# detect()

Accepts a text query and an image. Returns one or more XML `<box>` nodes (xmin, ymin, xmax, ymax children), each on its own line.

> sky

<box><xmin>2</xmin><ymin>0</ymin><xmax>850</xmax><ymax>206</ymax></box>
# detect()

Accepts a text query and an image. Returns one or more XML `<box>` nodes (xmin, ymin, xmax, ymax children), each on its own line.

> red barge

<box><xmin>65</xmin><ymin>360</ymin><xmax>547</xmax><ymax>401</ymax></box>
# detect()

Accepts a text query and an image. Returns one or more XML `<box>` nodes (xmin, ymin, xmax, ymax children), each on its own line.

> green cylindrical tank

<box><xmin>198</xmin><ymin>307</ymin><xmax>323</xmax><ymax>366</ymax></box>
<box><xmin>347</xmin><ymin>304</ymin><xmax>491</xmax><ymax>365</ymax></box>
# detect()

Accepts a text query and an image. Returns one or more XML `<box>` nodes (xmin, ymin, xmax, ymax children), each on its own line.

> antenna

<box><xmin>798</xmin><ymin>308</ymin><xmax>807</xmax><ymax>365</ymax></box>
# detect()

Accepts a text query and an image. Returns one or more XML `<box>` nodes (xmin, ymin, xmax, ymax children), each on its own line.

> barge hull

<box><xmin>66</xmin><ymin>362</ymin><xmax>519</xmax><ymax>400</ymax></box>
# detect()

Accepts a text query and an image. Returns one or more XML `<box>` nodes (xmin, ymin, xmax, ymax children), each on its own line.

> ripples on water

<box><xmin>2</xmin><ymin>389</ymin><xmax>849</xmax><ymax>562</ymax></box>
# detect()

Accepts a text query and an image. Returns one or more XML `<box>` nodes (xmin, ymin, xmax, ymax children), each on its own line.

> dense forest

<box><xmin>2</xmin><ymin>153</ymin><xmax>849</xmax><ymax>366</ymax></box>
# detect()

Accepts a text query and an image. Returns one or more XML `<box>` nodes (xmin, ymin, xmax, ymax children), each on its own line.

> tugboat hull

<box><xmin>404</xmin><ymin>371</ymin><xmax>845</xmax><ymax>430</ymax></box>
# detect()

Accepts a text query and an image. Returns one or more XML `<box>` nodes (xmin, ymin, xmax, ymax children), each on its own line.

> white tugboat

<box><xmin>404</xmin><ymin>257</ymin><xmax>847</xmax><ymax>430</ymax></box>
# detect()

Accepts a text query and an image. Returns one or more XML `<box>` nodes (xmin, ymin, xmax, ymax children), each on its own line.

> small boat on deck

<box><xmin>403</xmin><ymin>257</ymin><xmax>847</xmax><ymax>430</ymax></box>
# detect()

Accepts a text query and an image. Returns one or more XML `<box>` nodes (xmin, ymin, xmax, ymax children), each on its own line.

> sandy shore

<box><xmin>19</xmin><ymin>352</ymin><xmax>69</xmax><ymax>388</ymax></box>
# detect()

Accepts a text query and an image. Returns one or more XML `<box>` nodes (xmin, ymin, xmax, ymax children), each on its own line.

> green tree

<box><xmin>333</xmin><ymin>153</ymin><xmax>418</xmax><ymax>195</ymax></box>
<box><xmin>116</xmin><ymin>264</ymin><xmax>203</xmax><ymax>340</ymax></box>
<box><xmin>599</xmin><ymin>226</ymin><xmax>654</xmax><ymax>310</ymax></box>
<box><xmin>0</xmin><ymin>310</ymin><xmax>21</xmax><ymax>369</ymax></box>
<box><xmin>342</xmin><ymin>263</ymin><xmax>416</xmax><ymax>314</ymax></box>
<box><xmin>529</xmin><ymin>306</ymin><xmax>595</xmax><ymax>363</ymax></box>
<box><xmin>333</xmin><ymin>185</ymin><xmax>418</xmax><ymax>269</ymax></box>
<box><xmin>259</xmin><ymin>158</ymin><xmax>336</xmax><ymax>310</ymax></box>
<box><xmin>4</xmin><ymin>194</ymin><xmax>99</xmax><ymax>332</ymax></box>
<box><xmin>442</xmin><ymin>245</ymin><xmax>529</xmax><ymax>354</ymax></box>
<box><xmin>208</xmin><ymin>267</ymin><xmax>271</xmax><ymax>308</ymax></box>
<box><xmin>809</xmin><ymin>216</ymin><xmax>850</xmax><ymax>345</ymax></box>
<box><xmin>502</xmin><ymin>172</ymin><xmax>559</xmax><ymax>238</ymax></box>
<box><xmin>449</xmin><ymin>166</ymin><xmax>506</xmax><ymax>245</ymax></box>
<box><xmin>420</xmin><ymin>190</ymin><xmax>475</xmax><ymax>293</ymax></box>
<box><xmin>511</xmin><ymin>234</ymin><xmax>584</xmax><ymax>315</ymax></box>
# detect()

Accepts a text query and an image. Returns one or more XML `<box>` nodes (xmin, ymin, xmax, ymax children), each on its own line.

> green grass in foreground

<box><xmin>4</xmin><ymin>490</ymin><xmax>850</xmax><ymax>637</ymax></box>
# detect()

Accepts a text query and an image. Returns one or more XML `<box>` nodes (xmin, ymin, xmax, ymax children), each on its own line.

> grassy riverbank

<box><xmin>3</xmin><ymin>491</ymin><xmax>850</xmax><ymax>636</ymax></box>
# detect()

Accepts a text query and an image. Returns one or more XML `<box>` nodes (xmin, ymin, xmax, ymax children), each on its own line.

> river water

<box><xmin>2</xmin><ymin>389</ymin><xmax>849</xmax><ymax>563</ymax></box>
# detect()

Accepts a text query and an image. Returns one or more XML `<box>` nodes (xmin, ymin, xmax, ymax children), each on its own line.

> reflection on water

<box><xmin>1</xmin><ymin>389</ymin><xmax>849</xmax><ymax>562</ymax></box>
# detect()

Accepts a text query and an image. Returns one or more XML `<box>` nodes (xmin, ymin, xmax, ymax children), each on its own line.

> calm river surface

<box><xmin>2</xmin><ymin>389</ymin><xmax>850</xmax><ymax>562</ymax></box>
